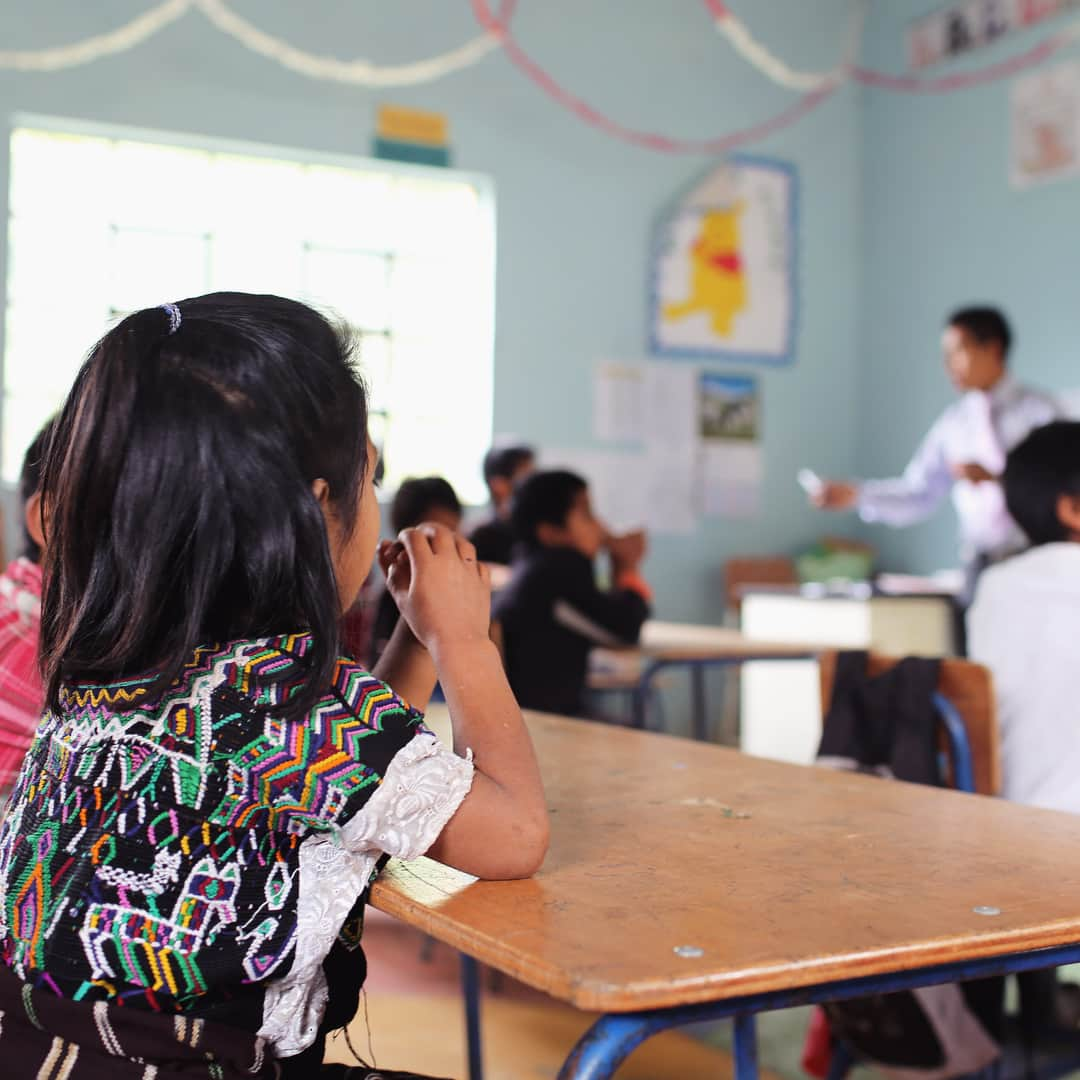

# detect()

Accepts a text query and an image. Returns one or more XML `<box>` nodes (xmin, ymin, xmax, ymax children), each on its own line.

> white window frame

<box><xmin>0</xmin><ymin>112</ymin><xmax>497</xmax><ymax>505</ymax></box>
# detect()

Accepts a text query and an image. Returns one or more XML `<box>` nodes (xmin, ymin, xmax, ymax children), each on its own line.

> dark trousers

<box><xmin>953</xmin><ymin>552</ymin><xmax>997</xmax><ymax>657</ymax></box>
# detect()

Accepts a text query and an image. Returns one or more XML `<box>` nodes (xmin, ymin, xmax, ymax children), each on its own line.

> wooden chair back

<box><xmin>818</xmin><ymin>651</ymin><xmax>1001</xmax><ymax>796</ymax></box>
<box><xmin>724</xmin><ymin>556</ymin><xmax>797</xmax><ymax>614</ymax></box>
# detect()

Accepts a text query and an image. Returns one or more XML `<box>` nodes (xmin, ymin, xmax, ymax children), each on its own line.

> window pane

<box><xmin>356</xmin><ymin>333</ymin><xmax>392</xmax><ymax>412</ymax></box>
<box><xmin>303</xmin><ymin>246</ymin><xmax>391</xmax><ymax>331</ymax></box>
<box><xmin>4</xmin><ymin>301</ymin><xmax>106</xmax><ymax>404</ymax></box>
<box><xmin>382</xmin><ymin>336</ymin><xmax>490</xmax><ymax>505</ymax></box>
<box><xmin>110</xmin><ymin>228</ymin><xmax>210</xmax><ymax>313</ymax></box>
<box><xmin>209</xmin><ymin>154</ymin><xmax>305</xmax><ymax>237</ymax></box>
<box><xmin>108</xmin><ymin>141</ymin><xmax>213</xmax><ymax>232</ymax></box>
<box><xmin>2</xmin><ymin>390</ymin><xmax>58</xmax><ymax>487</ymax></box>
<box><xmin>209</xmin><ymin>235</ymin><xmax>304</xmax><ymax>299</ymax></box>
<box><xmin>392</xmin><ymin>177</ymin><xmax>482</xmax><ymax>255</ymax></box>
<box><xmin>10</xmin><ymin>129</ymin><xmax>112</xmax><ymax>224</ymax></box>
<box><xmin>7</xmin><ymin>216</ymin><xmax>112</xmax><ymax>314</ymax></box>
<box><xmin>305</xmin><ymin>165</ymin><xmax>395</xmax><ymax>249</ymax></box>
<box><xmin>4</xmin><ymin>127</ymin><xmax>495</xmax><ymax>501</ymax></box>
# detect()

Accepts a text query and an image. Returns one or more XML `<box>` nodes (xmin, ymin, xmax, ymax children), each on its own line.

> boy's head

<box><xmin>483</xmin><ymin>443</ymin><xmax>535</xmax><ymax>515</ymax></box>
<box><xmin>510</xmin><ymin>470</ymin><xmax>605</xmax><ymax>559</ymax></box>
<box><xmin>1004</xmin><ymin>421</ymin><xmax>1080</xmax><ymax>546</ymax></box>
<box><xmin>391</xmin><ymin>476</ymin><xmax>462</xmax><ymax>535</ymax></box>
<box><xmin>942</xmin><ymin>307</ymin><xmax>1011</xmax><ymax>392</ymax></box>
<box><xmin>20</xmin><ymin>417</ymin><xmax>56</xmax><ymax>564</ymax></box>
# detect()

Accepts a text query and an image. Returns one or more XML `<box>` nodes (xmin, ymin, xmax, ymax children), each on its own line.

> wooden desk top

<box><xmin>595</xmin><ymin>620</ymin><xmax>818</xmax><ymax>666</ymax></box>
<box><xmin>372</xmin><ymin>709</ymin><xmax>1080</xmax><ymax>1013</ymax></box>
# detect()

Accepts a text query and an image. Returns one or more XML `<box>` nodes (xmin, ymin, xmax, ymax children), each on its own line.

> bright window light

<box><xmin>3</xmin><ymin>120</ymin><xmax>496</xmax><ymax>504</ymax></box>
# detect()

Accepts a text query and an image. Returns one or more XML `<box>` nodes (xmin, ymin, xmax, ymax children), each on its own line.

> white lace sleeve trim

<box><xmin>258</xmin><ymin>733</ymin><xmax>474</xmax><ymax>1058</ymax></box>
<box><xmin>339</xmin><ymin>731</ymin><xmax>475</xmax><ymax>861</ymax></box>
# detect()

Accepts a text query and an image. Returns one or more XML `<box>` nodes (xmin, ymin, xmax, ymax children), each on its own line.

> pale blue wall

<box><xmin>0</xmin><ymin>1</ymin><xmax>862</xmax><ymax>621</ymax></box>
<box><xmin>859</xmin><ymin>1</ymin><xmax>1080</xmax><ymax>572</ymax></box>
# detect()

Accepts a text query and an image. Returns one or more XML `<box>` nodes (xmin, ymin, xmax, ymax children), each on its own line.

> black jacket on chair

<box><xmin>818</xmin><ymin>650</ymin><xmax>942</xmax><ymax>787</ymax></box>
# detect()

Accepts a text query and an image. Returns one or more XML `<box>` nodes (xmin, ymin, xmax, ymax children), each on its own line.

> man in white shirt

<box><xmin>968</xmin><ymin>421</ymin><xmax>1080</xmax><ymax>815</ymax></box>
<box><xmin>811</xmin><ymin>308</ymin><xmax>1059</xmax><ymax>594</ymax></box>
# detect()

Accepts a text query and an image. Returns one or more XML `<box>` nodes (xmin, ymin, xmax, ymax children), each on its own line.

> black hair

<box><xmin>510</xmin><ymin>470</ymin><xmax>587</xmax><ymax>546</ymax></box>
<box><xmin>39</xmin><ymin>292</ymin><xmax>368</xmax><ymax>718</ymax></box>
<box><xmin>483</xmin><ymin>443</ymin><xmax>535</xmax><ymax>487</ymax></box>
<box><xmin>390</xmin><ymin>476</ymin><xmax>462</xmax><ymax>534</ymax></box>
<box><xmin>19</xmin><ymin>417</ymin><xmax>57</xmax><ymax>563</ymax></box>
<box><xmin>1004</xmin><ymin>421</ymin><xmax>1080</xmax><ymax>546</ymax></box>
<box><xmin>948</xmin><ymin>307</ymin><xmax>1012</xmax><ymax>360</ymax></box>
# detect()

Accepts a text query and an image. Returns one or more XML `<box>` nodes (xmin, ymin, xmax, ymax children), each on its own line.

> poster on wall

<box><xmin>1011</xmin><ymin>60</ymin><xmax>1080</xmax><ymax>188</ymax></box>
<box><xmin>699</xmin><ymin>373</ymin><xmax>763</xmax><ymax>519</ymax></box>
<box><xmin>908</xmin><ymin>1</ymin><xmax>1079</xmax><ymax>71</ymax></box>
<box><xmin>650</xmin><ymin>156</ymin><xmax>798</xmax><ymax>365</ymax></box>
<box><xmin>586</xmin><ymin>361</ymin><xmax>764</xmax><ymax>529</ymax></box>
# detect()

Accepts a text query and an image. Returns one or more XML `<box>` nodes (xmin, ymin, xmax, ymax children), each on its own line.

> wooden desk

<box><xmin>740</xmin><ymin>590</ymin><xmax>957</xmax><ymax>765</ymax></box>
<box><xmin>590</xmin><ymin>620</ymin><xmax>818</xmax><ymax>737</ymax></box>
<box><xmin>373</xmin><ymin>709</ymin><xmax>1080</xmax><ymax>1079</ymax></box>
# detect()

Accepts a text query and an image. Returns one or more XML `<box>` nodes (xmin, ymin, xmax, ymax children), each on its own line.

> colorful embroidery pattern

<box><xmin>0</xmin><ymin>634</ymin><xmax>422</xmax><ymax>1019</ymax></box>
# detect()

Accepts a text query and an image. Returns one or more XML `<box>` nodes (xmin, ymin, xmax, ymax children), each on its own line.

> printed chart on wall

<box><xmin>651</xmin><ymin>156</ymin><xmax>797</xmax><ymax>364</ymax></box>
<box><xmin>1011</xmin><ymin>60</ymin><xmax>1080</xmax><ymax>188</ymax></box>
<box><xmin>699</xmin><ymin>372</ymin><xmax>762</xmax><ymax>519</ymax></box>
<box><xmin>548</xmin><ymin>362</ymin><xmax>763</xmax><ymax>537</ymax></box>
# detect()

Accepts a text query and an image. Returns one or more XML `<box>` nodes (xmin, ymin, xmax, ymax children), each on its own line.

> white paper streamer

<box><xmin>0</xmin><ymin>0</ymin><xmax>501</xmax><ymax>86</ymax></box>
<box><xmin>712</xmin><ymin>0</ymin><xmax>866</xmax><ymax>91</ymax></box>
<box><xmin>0</xmin><ymin>0</ymin><xmax>190</xmax><ymax>72</ymax></box>
<box><xmin>192</xmin><ymin>0</ymin><xmax>500</xmax><ymax>87</ymax></box>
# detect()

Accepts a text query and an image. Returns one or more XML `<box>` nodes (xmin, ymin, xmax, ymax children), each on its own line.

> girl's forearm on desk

<box><xmin>425</xmin><ymin>637</ymin><xmax>549</xmax><ymax>878</ymax></box>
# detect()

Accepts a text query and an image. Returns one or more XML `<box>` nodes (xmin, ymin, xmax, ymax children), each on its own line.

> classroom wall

<box><xmin>0</xmin><ymin>1</ymin><xmax>863</xmax><ymax>622</ymax></box>
<box><xmin>859</xmin><ymin>1</ymin><xmax>1080</xmax><ymax>573</ymax></box>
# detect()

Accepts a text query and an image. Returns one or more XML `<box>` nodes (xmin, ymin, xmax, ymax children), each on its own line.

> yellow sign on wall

<box><xmin>376</xmin><ymin>105</ymin><xmax>449</xmax><ymax>148</ymax></box>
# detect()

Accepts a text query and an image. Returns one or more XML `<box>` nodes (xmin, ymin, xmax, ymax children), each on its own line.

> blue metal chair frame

<box><xmin>631</xmin><ymin>652</ymin><xmax>817</xmax><ymax>738</ymax></box>
<box><xmin>455</xmin><ymin>689</ymin><xmax>995</xmax><ymax>1080</ymax></box>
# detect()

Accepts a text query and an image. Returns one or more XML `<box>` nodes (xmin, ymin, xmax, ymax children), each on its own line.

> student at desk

<box><xmin>968</xmin><ymin>420</ymin><xmax>1080</xmax><ymax>1031</ymax></box>
<box><xmin>495</xmin><ymin>470</ymin><xmax>651</xmax><ymax>716</ymax></box>
<box><xmin>0</xmin><ymin>295</ymin><xmax>548</xmax><ymax>1077</ymax></box>
<box><xmin>810</xmin><ymin>308</ymin><xmax>1059</xmax><ymax>601</ymax></box>
<box><xmin>469</xmin><ymin>442</ymin><xmax>535</xmax><ymax>566</ymax></box>
<box><xmin>370</xmin><ymin>475</ymin><xmax>462</xmax><ymax>666</ymax></box>
<box><xmin>969</xmin><ymin>421</ymin><xmax>1080</xmax><ymax>815</ymax></box>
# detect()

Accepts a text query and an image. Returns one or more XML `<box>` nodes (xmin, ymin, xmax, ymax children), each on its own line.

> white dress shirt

<box><xmin>858</xmin><ymin>376</ymin><xmax>1059</xmax><ymax>561</ymax></box>
<box><xmin>968</xmin><ymin>544</ymin><xmax>1080</xmax><ymax>814</ymax></box>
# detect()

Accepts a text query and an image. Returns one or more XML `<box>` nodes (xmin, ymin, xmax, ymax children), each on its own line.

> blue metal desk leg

<box><xmin>734</xmin><ymin>1013</ymin><xmax>760</xmax><ymax>1080</ymax></box>
<box><xmin>632</xmin><ymin>662</ymin><xmax>665</xmax><ymax>730</ymax></box>
<box><xmin>461</xmin><ymin>954</ymin><xmax>484</xmax><ymax>1080</ymax></box>
<box><xmin>556</xmin><ymin>1013</ymin><xmax>660</xmax><ymax>1079</ymax></box>
<box><xmin>554</xmin><ymin>1009</ymin><xmax>762</xmax><ymax>1079</ymax></box>
<box><xmin>691</xmin><ymin>663</ymin><xmax>708</xmax><ymax>743</ymax></box>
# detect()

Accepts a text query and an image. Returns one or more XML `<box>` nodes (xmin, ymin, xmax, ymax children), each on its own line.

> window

<box><xmin>3</xmin><ymin>119</ymin><xmax>496</xmax><ymax>503</ymax></box>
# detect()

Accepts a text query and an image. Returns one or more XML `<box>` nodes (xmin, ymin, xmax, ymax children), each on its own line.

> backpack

<box><xmin>810</xmin><ymin>652</ymin><xmax>1004</xmax><ymax>1079</ymax></box>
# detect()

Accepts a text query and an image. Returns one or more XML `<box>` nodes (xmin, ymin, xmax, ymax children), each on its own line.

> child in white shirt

<box><xmin>968</xmin><ymin>420</ymin><xmax>1080</xmax><ymax>814</ymax></box>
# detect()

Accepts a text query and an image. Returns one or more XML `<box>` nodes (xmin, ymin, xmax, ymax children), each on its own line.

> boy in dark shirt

<box><xmin>494</xmin><ymin>470</ymin><xmax>651</xmax><ymax>716</ymax></box>
<box><xmin>369</xmin><ymin>476</ymin><xmax>463</xmax><ymax>665</ymax></box>
<box><xmin>469</xmin><ymin>443</ymin><xmax>535</xmax><ymax>565</ymax></box>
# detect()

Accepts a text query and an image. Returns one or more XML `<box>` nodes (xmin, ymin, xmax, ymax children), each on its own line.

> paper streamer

<box><xmin>471</xmin><ymin>0</ymin><xmax>837</xmax><ymax>155</ymax></box>
<box><xmin>704</xmin><ymin>0</ymin><xmax>1080</xmax><ymax>95</ymax></box>
<box><xmin>193</xmin><ymin>0</ymin><xmax>504</xmax><ymax>88</ymax></box>
<box><xmin>706</xmin><ymin>0</ymin><xmax>863</xmax><ymax>91</ymax></box>
<box><xmin>0</xmin><ymin>0</ymin><xmax>190</xmax><ymax>72</ymax></box>
<box><xmin>0</xmin><ymin>0</ymin><xmax>506</xmax><ymax>85</ymax></box>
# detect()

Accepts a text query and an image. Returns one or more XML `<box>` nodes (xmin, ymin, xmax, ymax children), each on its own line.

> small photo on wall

<box><xmin>698</xmin><ymin>372</ymin><xmax>763</xmax><ymax>519</ymax></box>
<box><xmin>699</xmin><ymin>372</ymin><xmax>759</xmax><ymax>441</ymax></box>
<box><xmin>651</xmin><ymin>156</ymin><xmax>798</xmax><ymax>365</ymax></box>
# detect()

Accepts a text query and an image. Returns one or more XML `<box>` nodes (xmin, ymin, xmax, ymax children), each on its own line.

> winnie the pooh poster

<box><xmin>651</xmin><ymin>156</ymin><xmax>796</xmax><ymax>364</ymax></box>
